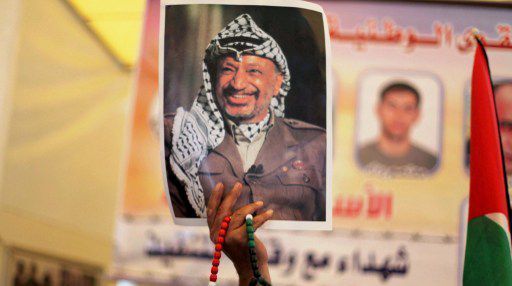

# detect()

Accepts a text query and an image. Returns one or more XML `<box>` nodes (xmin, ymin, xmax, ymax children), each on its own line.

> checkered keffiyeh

<box><xmin>236</xmin><ymin>112</ymin><xmax>271</xmax><ymax>143</ymax></box>
<box><xmin>169</xmin><ymin>14</ymin><xmax>291</xmax><ymax>217</ymax></box>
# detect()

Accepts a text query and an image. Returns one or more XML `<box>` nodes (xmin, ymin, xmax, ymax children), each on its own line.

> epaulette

<box><xmin>282</xmin><ymin>118</ymin><xmax>325</xmax><ymax>132</ymax></box>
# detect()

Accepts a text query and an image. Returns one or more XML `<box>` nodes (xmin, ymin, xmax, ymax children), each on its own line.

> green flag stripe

<box><xmin>463</xmin><ymin>216</ymin><xmax>512</xmax><ymax>286</ymax></box>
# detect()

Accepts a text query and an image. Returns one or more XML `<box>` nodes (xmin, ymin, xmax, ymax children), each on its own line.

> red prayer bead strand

<box><xmin>212</xmin><ymin>258</ymin><xmax>220</xmax><ymax>266</ymax></box>
<box><xmin>211</xmin><ymin>266</ymin><xmax>219</xmax><ymax>274</ymax></box>
<box><xmin>209</xmin><ymin>215</ymin><xmax>231</xmax><ymax>285</ymax></box>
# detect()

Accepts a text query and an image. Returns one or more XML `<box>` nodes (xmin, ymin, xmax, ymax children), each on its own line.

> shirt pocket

<box><xmin>275</xmin><ymin>168</ymin><xmax>322</xmax><ymax>216</ymax></box>
<box><xmin>276</xmin><ymin>168</ymin><xmax>321</xmax><ymax>191</ymax></box>
<box><xmin>197</xmin><ymin>155</ymin><xmax>230</xmax><ymax>204</ymax></box>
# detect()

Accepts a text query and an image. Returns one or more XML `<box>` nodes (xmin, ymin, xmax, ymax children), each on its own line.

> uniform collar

<box><xmin>252</xmin><ymin>118</ymin><xmax>299</xmax><ymax>175</ymax></box>
<box><xmin>225</xmin><ymin>110</ymin><xmax>274</xmax><ymax>144</ymax></box>
<box><xmin>213</xmin><ymin>117</ymin><xmax>298</xmax><ymax>177</ymax></box>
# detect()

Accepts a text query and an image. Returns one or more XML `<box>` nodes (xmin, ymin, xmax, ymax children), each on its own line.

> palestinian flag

<box><xmin>463</xmin><ymin>37</ymin><xmax>512</xmax><ymax>285</ymax></box>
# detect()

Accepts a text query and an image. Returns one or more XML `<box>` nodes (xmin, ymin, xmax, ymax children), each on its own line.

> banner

<box><xmin>114</xmin><ymin>1</ymin><xmax>512</xmax><ymax>285</ymax></box>
<box><xmin>322</xmin><ymin>0</ymin><xmax>512</xmax><ymax>236</ymax></box>
<box><xmin>112</xmin><ymin>219</ymin><xmax>457</xmax><ymax>285</ymax></box>
<box><xmin>121</xmin><ymin>0</ymin><xmax>167</xmax><ymax>217</ymax></box>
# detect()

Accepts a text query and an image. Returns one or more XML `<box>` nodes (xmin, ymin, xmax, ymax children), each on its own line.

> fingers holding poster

<box><xmin>159</xmin><ymin>0</ymin><xmax>333</xmax><ymax>230</ymax></box>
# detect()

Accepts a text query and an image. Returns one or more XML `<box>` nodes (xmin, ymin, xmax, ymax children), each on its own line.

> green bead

<box><xmin>248</xmin><ymin>240</ymin><xmax>256</xmax><ymax>248</ymax></box>
<box><xmin>259</xmin><ymin>277</ymin><xmax>270</xmax><ymax>286</ymax></box>
<box><xmin>247</xmin><ymin>226</ymin><xmax>254</xmax><ymax>233</ymax></box>
<box><xmin>246</xmin><ymin>219</ymin><xmax>253</xmax><ymax>226</ymax></box>
<box><xmin>248</xmin><ymin>232</ymin><xmax>254</xmax><ymax>240</ymax></box>
<box><xmin>250</xmin><ymin>255</ymin><xmax>258</xmax><ymax>263</ymax></box>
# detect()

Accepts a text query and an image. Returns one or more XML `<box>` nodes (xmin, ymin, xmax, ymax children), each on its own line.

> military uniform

<box><xmin>164</xmin><ymin>114</ymin><xmax>326</xmax><ymax>221</ymax></box>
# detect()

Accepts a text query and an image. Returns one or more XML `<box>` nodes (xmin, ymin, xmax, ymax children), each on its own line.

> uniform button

<box><xmin>303</xmin><ymin>174</ymin><xmax>310</xmax><ymax>183</ymax></box>
<box><xmin>281</xmin><ymin>166</ymin><xmax>289</xmax><ymax>172</ymax></box>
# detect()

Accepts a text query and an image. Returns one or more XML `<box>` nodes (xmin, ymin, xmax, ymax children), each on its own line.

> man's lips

<box><xmin>225</xmin><ymin>93</ymin><xmax>255</xmax><ymax>106</ymax></box>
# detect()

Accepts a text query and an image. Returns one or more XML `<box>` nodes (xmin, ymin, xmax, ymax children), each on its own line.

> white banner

<box><xmin>112</xmin><ymin>217</ymin><xmax>457</xmax><ymax>286</ymax></box>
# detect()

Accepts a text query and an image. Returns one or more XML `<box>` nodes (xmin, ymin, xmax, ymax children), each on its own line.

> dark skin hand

<box><xmin>207</xmin><ymin>182</ymin><xmax>274</xmax><ymax>286</ymax></box>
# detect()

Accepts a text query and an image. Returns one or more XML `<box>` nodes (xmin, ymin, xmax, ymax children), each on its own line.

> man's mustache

<box><xmin>222</xmin><ymin>85</ymin><xmax>259</xmax><ymax>98</ymax></box>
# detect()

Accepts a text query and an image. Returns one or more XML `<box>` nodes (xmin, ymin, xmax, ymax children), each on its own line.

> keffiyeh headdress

<box><xmin>169</xmin><ymin>14</ymin><xmax>291</xmax><ymax>216</ymax></box>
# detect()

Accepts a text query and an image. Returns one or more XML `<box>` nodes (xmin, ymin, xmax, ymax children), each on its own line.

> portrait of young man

<box><xmin>357</xmin><ymin>81</ymin><xmax>438</xmax><ymax>175</ymax></box>
<box><xmin>495</xmin><ymin>80</ymin><xmax>512</xmax><ymax>177</ymax></box>
<box><xmin>466</xmin><ymin>79</ymin><xmax>512</xmax><ymax>180</ymax></box>
<box><xmin>160</xmin><ymin>3</ymin><xmax>330</xmax><ymax>228</ymax></box>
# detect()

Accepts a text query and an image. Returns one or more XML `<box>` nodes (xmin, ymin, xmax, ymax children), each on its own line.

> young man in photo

<box><xmin>495</xmin><ymin>81</ymin><xmax>512</xmax><ymax>177</ymax></box>
<box><xmin>358</xmin><ymin>82</ymin><xmax>437</xmax><ymax>175</ymax></box>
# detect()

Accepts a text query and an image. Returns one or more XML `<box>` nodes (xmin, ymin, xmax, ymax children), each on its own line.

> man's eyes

<box><xmin>500</xmin><ymin>122</ymin><xmax>512</xmax><ymax>131</ymax></box>
<box><xmin>220</xmin><ymin>67</ymin><xmax>262</xmax><ymax>75</ymax></box>
<box><xmin>385</xmin><ymin>103</ymin><xmax>415</xmax><ymax>112</ymax></box>
<box><xmin>385</xmin><ymin>102</ymin><xmax>398</xmax><ymax>109</ymax></box>
<box><xmin>221</xmin><ymin>67</ymin><xmax>234</xmax><ymax>73</ymax></box>
<box><xmin>248</xmin><ymin>69</ymin><xmax>262</xmax><ymax>75</ymax></box>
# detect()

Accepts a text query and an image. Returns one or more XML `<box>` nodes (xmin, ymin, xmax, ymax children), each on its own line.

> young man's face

<box><xmin>496</xmin><ymin>83</ymin><xmax>512</xmax><ymax>175</ymax></box>
<box><xmin>215</xmin><ymin>55</ymin><xmax>283</xmax><ymax>124</ymax></box>
<box><xmin>377</xmin><ymin>90</ymin><xmax>420</xmax><ymax>141</ymax></box>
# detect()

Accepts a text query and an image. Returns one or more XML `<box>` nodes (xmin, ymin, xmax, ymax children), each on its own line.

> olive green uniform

<box><xmin>164</xmin><ymin>114</ymin><xmax>326</xmax><ymax>221</ymax></box>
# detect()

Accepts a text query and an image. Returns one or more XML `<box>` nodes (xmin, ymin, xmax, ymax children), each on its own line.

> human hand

<box><xmin>207</xmin><ymin>182</ymin><xmax>274</xmax><ymax>285</ymax></box>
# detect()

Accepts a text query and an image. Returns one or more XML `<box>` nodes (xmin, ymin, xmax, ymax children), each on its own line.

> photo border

<box><xmin>159</xmin><ymin>0</ymin><xmax>333</xmax><ymax>231</ymax></box>
<box><xmin>353</xmin><ymin>68</ymin><xmax>445</xmax><ymax>177</ymax></box>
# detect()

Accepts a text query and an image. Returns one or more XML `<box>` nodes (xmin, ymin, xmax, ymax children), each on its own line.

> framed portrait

<box><xmin>354</xmin><ymin>69</ymin><xmax>443</xmax><ymax>177</ymax></box>
<box><xmin>160</xmin><ymin>0</ymin><xmax>332</xmax><ymax>230</ymax></box>
<box><xmin>464</xmin><ymin>77</ymin><xmax>512</xmax><ymax>178</ymax></box>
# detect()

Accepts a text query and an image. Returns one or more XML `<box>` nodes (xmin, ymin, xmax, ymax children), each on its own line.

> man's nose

<box><xmin>230</xmin><ymin>70</ymin><xmax>248</xmax><ymax>90</ymax></box>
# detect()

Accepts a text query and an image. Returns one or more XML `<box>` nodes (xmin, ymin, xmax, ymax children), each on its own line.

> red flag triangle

<box><xmin>468</xmin><ymin>39</ymin><xmax>511</xmax><ymax>227</ymax></box>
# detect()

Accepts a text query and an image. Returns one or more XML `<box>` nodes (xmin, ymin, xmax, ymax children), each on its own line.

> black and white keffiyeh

<box><xmin>169</xmin><ymin>14</ymin><xmax>291</xmax><ymax>217</ymax></box>
<box><xmin>235</xmin><ymin>112</ymin><xmax>272</xmax><ymax>143</ymax></box>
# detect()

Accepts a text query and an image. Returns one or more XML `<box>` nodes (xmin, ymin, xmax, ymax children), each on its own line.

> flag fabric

<box><xmin>463</xmin><ymin>38</ymin><xmax>512</xmax><ymax>285</ymax></box>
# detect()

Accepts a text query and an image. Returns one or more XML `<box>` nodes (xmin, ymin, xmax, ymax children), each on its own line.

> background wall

<box><xmin>1</xmin><ymin>1</ymin><xmax>511</xmax><ymax>286</ymax></box>
<box><xmin>114</xmin><ymin>1</ymin><xmax>512</xmax><ymax>286</ymax></box>
<box><xmin>0</xmin><ymin>0</ymin><xmax>133</xmax><ymax>284</ymax></box>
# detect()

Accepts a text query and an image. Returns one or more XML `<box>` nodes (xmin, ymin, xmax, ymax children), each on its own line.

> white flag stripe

<box><xmin>485</xmin><ymin>212</ymin><xmax>512</xmax><ymax>256</ymax></box>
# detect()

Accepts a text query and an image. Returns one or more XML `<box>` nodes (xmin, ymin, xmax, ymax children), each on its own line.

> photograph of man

<box><xmin>466</xmin><ymin>79</ymin><xmax>512</xmax><ymax>178</ymax></box>
<box><xmin>163</xmin><ymin>12</ymin><xmax>327</xmax><ymax>223</ymax></box>
<box><xmin>357</xmin><ymin>81</ymin><xmax>437</xmax><ymax>175</ymax></box>
<box><xmin>495</xmin><ymin>81</ymin><xmax>512</xmax><ymax>176</ymax></box>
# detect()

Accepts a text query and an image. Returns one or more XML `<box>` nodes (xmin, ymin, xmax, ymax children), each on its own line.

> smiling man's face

<box><xmin>215</xmin><ymin>55</ymin><xmax>283</xmax><ymax>124</ymax></box>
